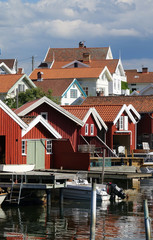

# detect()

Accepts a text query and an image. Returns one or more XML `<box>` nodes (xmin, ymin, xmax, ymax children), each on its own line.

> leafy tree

<box><xmin>5</xmin><ymin>87</ymin><xmax>60</xmax><ymax>109</ymax></box>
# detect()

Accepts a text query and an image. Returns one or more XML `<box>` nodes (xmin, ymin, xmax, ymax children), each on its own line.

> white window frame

<box><xmin>41</xmin><ymin>112</ymin><xmax>48</xmax><ymax>121</ymax></box>
<box><xmin>91</xmin><ymin>124</ymin><xmax>94</xmax><ymax>135</ymax></box>
<box><xmin>119</xmin><ymin>116</ymin><xmax>124</xmax><ymax>130</ymax></box>
<box><xmin>70</xmin><ymin>89</ymin><xmax>77</xmax><ymax>98</ymax></box>
<box><xmin>46</xmin><ymin>140</ymin><xmax>52</xmax><ymax>154</ymax></box>
<box><xmin>22</xmin><ymin>140</ymin><xmax>26</xmax><ymax>155</ymax></box>
<box><xmin>124</xmin><ymin>116</ymin><xmax>128</xmax><ymax>130</ymax></box>
<box><xmin>85</xmin><ymin>124</ymin><xmax>89</xmax><ymax>135</ymax></box>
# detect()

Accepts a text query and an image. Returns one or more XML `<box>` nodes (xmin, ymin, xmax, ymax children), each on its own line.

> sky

<box><xmin>1</xmin><ymin>0</ymin><xmax>153</xmax><ymax>74</ymax></box>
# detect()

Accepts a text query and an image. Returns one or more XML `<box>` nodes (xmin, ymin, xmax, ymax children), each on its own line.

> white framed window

<box><xmin>18</xmin><ymin>84</ymin><xmax>25</xmax><ymax>92</ymax></box>
<box><xmin>22</xmin><ymin>140</ymin><xmax>26</xmax><ymax>155</ymax></box>
<box><xmin>85</xmin><ymin>124</ymin><xmax>89</xmax><ymax>135</ymax></box>
<box><xmin>119</xmin><ymin>116</ymin><xmax>128</xmax><ymax>130</ymax></box>
<box><xmin>46</xmin><ymin>140</ymin><xmax>52</xmax><ymax>154</ymax></box>
<box><xmin>70</xmin><ymin>89</ymin><xmax>77</xmax><ymax>98</ymax></box>
<box><xmin>124</xmin><ymin>116</ymin><xmax>128</xmax><ymax>130</ymax></box>
<box><xmin>91</xmin><ymin>124</ymin><xmax>94</xmax><ymax>135</ymax></box>
<box><xmin>64</xmin><ymin>92</ymin><xmax>67</xmax><ymax>98</ymax></box>
<box><xmin>119</xmin><ymin>116</ymin><xmax>124</xmax><ymax>130</ymax></box>
<box><xmin>41</xmin><ymin>112</ymin><xmax>48</xmax><ymax>121</ymax></box>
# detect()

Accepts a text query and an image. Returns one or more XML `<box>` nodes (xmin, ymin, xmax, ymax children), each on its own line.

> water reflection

<box><xmin>0</xmin><ymin>180</ymin><xmax>152</xmax><ymax>239</ymax></box>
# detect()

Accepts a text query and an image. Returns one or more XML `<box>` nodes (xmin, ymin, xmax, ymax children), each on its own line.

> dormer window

<box><xmin>91</xmin><ymin>124</ymin><xmax>94</xmax><ymax>135</ymax></box>
<box><xmin>74</xmin><ymin>62</ymin><xmax>78</xmax><ymax>68</ymax></box>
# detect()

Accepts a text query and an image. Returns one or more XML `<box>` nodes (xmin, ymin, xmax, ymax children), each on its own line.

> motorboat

<box><xmin>0</xmin><ymin>164</ymin><xmax>35</xmax><ymax>173</ymax></box>
<box><xmin>64</xmin><ymin>179</ymin><xmax>110</xmax><ymax>201</ymax></box>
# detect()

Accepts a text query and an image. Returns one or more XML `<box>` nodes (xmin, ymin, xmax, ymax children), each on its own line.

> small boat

<box><xmin>64</xmin><ymin>179</ymin><xmax>110</xmax><ymax>201</ymax></box>
<box><xmin>0</xmin><ymin>193</ymin><xmax>7</xmax><ymax>205</ymax></box>
<box><xmin>0</xmin><ymin>164</ymin><xmax>35</xmax><ymax>173</ymax></box>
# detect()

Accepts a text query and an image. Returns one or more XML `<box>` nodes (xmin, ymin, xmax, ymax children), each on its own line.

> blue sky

<box><xmin>1</xmin><ymin>0</ymin><xmax>153</xmax><ymax>74</ymax></box>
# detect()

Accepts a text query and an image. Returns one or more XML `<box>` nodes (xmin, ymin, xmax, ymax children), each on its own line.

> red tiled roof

<box><xmin>33</xmin><ymin>78</ymin><xmax>74</xmax><ymax>96</ymax></box>
<box><xmin>126</xmin><ymin>69</ymin><xmax>153</xmax><ymax>83</ymax></box>
<box><xmin>0</xmin><ymin>74</ymin><xmax>23</xmax><ymax>92</ymax></box>
<box><xmin>30</xmin><ymin>67</ymin><xmax>104</xmax><ymax>80</ymax></box>
<box><xmin>21</xmin><ymin>116</ymin><xmax>36</xmax><ymax>124</ymax></box>
<box><xmin>14</xmin><ymin>98</ymin><xmax>40</xmax><ymax>115</ymax></box>
<box><xmin>63</xmin><ymin>105</ymin><xmax>90</xmax><ymax>120</ymax></box>
<box><xmin>45</xmin><ymin>47</ymin><xmax>109</xmax><ymax>63</ymax></box>
<box><xmin>82</xmin><ymin>95</ymin><xmax>153</xmax><ymax>113</ymax></box>
<box><xmin>63</xmin><ymin>104</ymin><xmax>123</xmax><ymax>122</ymax></box>
<box><xmin>51</xmin><ymin>59</ymin><xmax>118</xmax><ymax>74</ymax></box>
<box><xmin>0</xmin><ymin>59</ymin><xmax>15</xmax><ymax>69</ymax></box>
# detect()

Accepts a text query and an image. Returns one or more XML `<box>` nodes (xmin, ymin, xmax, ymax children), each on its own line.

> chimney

<box><xmin>83</xmin><ymin>52</ymin><xmax>91</xmax><ymax>63</ymax></box>
<box><xmin>37</xmin><ymin>71</ymin><xmax>43</xmax><ymax>81</ymax></box>
<box><xmin>142</xmin><ymin>67</ymin><xmax>148</xmax><ymax>73</ymax></box>
<box><xmin>17</xmin><ymin>68</ymin><xmax>23</xmax><ymax>74</ymax></box>
<box><xmin>79</xmin><ymin>41</ymin><xmax>84</xmax><ymax>48</ymax></box>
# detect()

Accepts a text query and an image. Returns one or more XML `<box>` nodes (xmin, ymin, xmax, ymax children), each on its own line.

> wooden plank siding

<box><xmin>25</xmin><ymin>103</ymin><xmax>80</xmax><ymax>152</ymax></box>
<box><xmin>0</xmin><ymin>108</ymin><xmax>22</xmax><ymax>164</ymax></box>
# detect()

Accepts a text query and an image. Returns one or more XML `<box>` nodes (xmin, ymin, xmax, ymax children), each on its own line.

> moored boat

<box><xmin>0</xmin><ymin>164</ymin><xmax>35</xmax><ymax>173</ymax></box>
<box><xmin>0</xmin><ymin>193</ymin><xmax>7</xmax><ymax>205</ymax></box>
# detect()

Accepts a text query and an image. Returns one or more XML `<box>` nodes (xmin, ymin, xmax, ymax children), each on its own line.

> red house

<box><xmin>15</xmin><ymin>97</ymin><xmax>90</xmax><ymax>170</ymax></box>
<box><xmin>81</xmin><ymin>103</ymin><xmax>140</xmax><ymax>155</ymax></box>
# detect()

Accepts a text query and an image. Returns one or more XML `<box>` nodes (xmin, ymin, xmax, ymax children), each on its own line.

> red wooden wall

<box><xmin>52</xmin><ymin>139</ymin><xmax>90</xmax><ymax>170</ymax></box>
<box><xmin>26</xmin><ymin>103</ymin><xmax>80</xmax><ymax>152</ymax></box>
<box><xmin>0</xmin><ymin>108</ymin><xmax>22</xmax><ymax>164</ymax></box>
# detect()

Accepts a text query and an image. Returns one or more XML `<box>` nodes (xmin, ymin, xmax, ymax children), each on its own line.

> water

<box><xmin>0</xmin><ymin>180</ymin><xmax>153</xmax><ymax>240</ymax></box>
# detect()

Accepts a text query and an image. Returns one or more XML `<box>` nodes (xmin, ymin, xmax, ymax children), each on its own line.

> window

<box><xmin>64</xmin><ymin>92</ymin><xmax>67</xmax><ymax>98</ymax></box>
<box><xmin>70</xmin><ymin>89</ymin><xmax>77</xmax><ymax>98</ymax></box>
<box><xmin>74</xmin><ymin>62</ymin><xmax>78</xmax><ymax>68</ymax></box>
<box><xmin>91</xmin><ymin>124</ymin><xmax>94</xmax><ymax>135</ymax></box>
<box><xmin>18</xmin><ymin>84</ymin><xmax>25</xmax><ymax>92</ymax></box>
<box><xmin>46</xmin><ymin>140</ymin><xmax>52</xmax><ymax>154</ymax></box>
<box><xmin>124</xmin><ymin>116</ymin><xmax>128</xmax><ymax>130</ymax></box>
<box><xmin>119</xmin><ymin>116</ymin><xmax>124</xmax><ymax>130</ymax></box>
<box><xmin>85</xmin><ymin>124</ymin><xmax>88</xmax><ymax>135</ymax></box>
<box><xmin>119</xmin><ymin>116</ymin><xmax>128</xmax><ymax>130</ymax></box>
<box><xmin>22</xmin><ymin>140</ymin><xmax>26</xmax><ymax>155</ymax></box>
<box><xmin>41</xmin><ymin>112</ymin><xmax>48</xmax><ymax>121</ymax></box>
<box><xmin>83</xmin><ymin>87</ymin><xmax>88</xmax><ymax>96</ymax></box>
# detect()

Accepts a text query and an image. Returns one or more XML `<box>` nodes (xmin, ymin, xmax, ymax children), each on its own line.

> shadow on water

<box><xmin>0</xmin><ymin>180</ymin><xmax>152</xmax><ymax>239</ymax></box>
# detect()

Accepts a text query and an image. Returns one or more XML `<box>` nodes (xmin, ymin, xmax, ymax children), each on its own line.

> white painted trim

<box><xmin>22</xmin><ymin>115</ymin><xmax>62</xmax><ymax>138</ymax></box>
<box><xmin>113</xmin><ymin>104</ymin><xmax>136</xmax><ymax>125</ymax></box>
<box><xmin>17</xmin><ymin>96</ymin><xmax>84</xmax><ymax>127</ymax></box>
<box><xmin>99</xmin><ymin>66</ymin><xmax>113</xmax><ymax>81</ymax></box>
<box><xmin>62</xmin><ymin>60</ymin><xmax>90</xmax><ymax>69</ymax></box>
<box><xmin>8</xmin><ymin>74</ymin><xmax>36</xmax><ymax>94</ymax></box>
<box><xmin>0</xmin><ymin>100</ymin><xmax>27</xmax><ymax>130</ymax></box>
<box><xmin>0</xmin><ymin>62</ymin><xmax>13</xmax><ymax>74</ymax></box>
<box><xmin>127</xmin><ymin>104</ymin><xmax>141</xmax><ymax>120</ymax></box>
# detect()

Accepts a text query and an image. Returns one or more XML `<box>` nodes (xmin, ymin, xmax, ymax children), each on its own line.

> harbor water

<box><xmin>0</xmin><ymin>179</ymin><xmax>153</xmax><ymax>239</ymax></box>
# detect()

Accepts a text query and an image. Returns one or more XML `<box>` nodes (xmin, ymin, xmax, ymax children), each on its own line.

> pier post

<box><xmin>46</xmin><ymin>190</ymin><xmax>51</xmax><ymax>207</ymax></box>
<box><xmin>90</xmin><ymin>178</ymin><xmax>97</xmax><ymax>240</ymax></box>
<box><xmin>144</xmin><ymin>199</ymin><xmax>151</xmax><ymax>240</ymax></box>
<box><xmin>59</xmin><ymin>188</ymin><xmax>64</xmax><ymax>217</ymax></box>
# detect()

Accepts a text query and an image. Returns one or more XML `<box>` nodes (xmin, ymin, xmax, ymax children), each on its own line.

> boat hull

<box><xmin>0</xmin><ymin>164</ymin><xmax>35</xmax><ymax>173</ymax></box>
<box><xmin>0</xmin><ymin>193</ymin><xmax>7</xmax><ymax>205</ymax></box>
<box><xmin>63</xmin><ymin>183</ymin><xmax>110</xmax><ymax>201</ymax></box>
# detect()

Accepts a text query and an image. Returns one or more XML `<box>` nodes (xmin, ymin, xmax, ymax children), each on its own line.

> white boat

<box><xmin>63</xmin><ymin>179</ymin><xmax>110</xmax><ymax>201</ymax></box>
<box><xmin>0</xmin><ymin>164</ymin><xmax>35</xmax><ymax>173</ymax></box>
<box><xmin>0</xmin><ymin>193</ymin><xmax>7</xmax><ymax>205</ymax></box>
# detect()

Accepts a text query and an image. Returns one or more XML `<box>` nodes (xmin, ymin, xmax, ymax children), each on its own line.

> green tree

<box><xmin>5</xmin><ymin>87</ymin><xmax>60</xmax><ymax>109</ymax></box>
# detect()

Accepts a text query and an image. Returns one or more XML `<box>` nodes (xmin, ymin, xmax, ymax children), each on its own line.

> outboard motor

<box><xmin>106</xmin><ymin>182</ymin><xmax>126</xmax><ymax>201</ymax></box>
